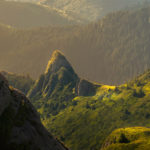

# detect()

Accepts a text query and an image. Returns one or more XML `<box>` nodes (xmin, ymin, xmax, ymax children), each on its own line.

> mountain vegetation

<box><xmin>0</xmin><ymin>0</ymin><xmax>74</xmax><ymax>28</ymax></box>
<box><xmin>2</xmin><ymin>5</ymin><xmax>150</xmax><ymax>84</ymax></box>
<box><xmin>101</xmin><ymin>127</ymin><xmax>150</xmax><ymax>150</ymax></box>
<box><xmin>0</xmin><ymin>73</ymin><xmax>68</xmax><ymax>150</ymax></box>
<box><xmin>25</xmin><ymin>50</ymin><xmax>150</xmax><ymax>150</ymax></box>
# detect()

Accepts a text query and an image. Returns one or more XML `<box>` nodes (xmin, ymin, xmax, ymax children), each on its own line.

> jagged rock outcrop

<box><xmin>0</xmin><ymin>73</ymin><xmax>68</xmax><ymax>150</ymax></box>
<box><xmin>77</xmin><ymin>79</ymin><xmax>100</xmax><ymax>96</ymax></box>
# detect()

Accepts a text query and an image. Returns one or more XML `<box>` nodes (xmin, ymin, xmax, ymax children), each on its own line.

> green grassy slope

<box><xmin>101</xmin><ymin>127</ymin><xmax>150</xmax><ymax>150</ymax></box>
<box><xmin>40</xmin><ymin>69</ymin><xmax>150</xmax><ymax>150</ymax></box>
<box><xmin>2</xmin><ymin>6</ymin><xmax>150</xmax><ymax>84</ymax></box>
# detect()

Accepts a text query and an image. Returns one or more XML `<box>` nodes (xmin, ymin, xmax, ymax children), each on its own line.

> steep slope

<box><xmin>0</xmin><ymin>0</ymin><xmax>74</xmax><ymax>28</ymax></box>
<box><xmin>28</xmin><ymin>50</ymin><xmax>80</xmax><ymax>115</ymax></box>
<box><xmin>2</xmin><ymin>6</ymin><xmax>150</xmax><ymax>84</ymax></box>
<box><xmin>0</xmin><ymin>73</ymin><xmax>68</xmax><ymax>150</ymax></box>
<box><xmin>1</xmin><ymin>71</ymin><xmax>35</xmax><ymax>94</ymax></box>
<box><xmin>101</xmin><ymin>127</ymin><xmax>150</xmax><ymax>150</ymax></box>
<box><xmin>42</xmin><ymin>69</ymin><xmax>150</xmax><ymax>150</ymax></box>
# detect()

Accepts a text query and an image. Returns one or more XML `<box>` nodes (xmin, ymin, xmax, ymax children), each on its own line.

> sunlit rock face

<box><xmin>0</xmin><ymin>73</ymin><xmax>68</xmax><ymax>150</ymax></box>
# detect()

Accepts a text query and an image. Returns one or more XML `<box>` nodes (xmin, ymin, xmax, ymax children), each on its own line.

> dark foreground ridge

<box><xmin>0</xmin><ymin>73</ymin><xmax>68</xmax><ymax>150</ymax></box>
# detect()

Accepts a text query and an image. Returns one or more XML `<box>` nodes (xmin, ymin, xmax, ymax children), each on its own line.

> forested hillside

<box><xmin>1</xmin><ymin>6</ymin><xmax>150</xmax><ymax>84</ymax></box>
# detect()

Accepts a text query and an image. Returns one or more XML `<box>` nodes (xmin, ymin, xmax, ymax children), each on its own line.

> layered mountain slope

<box><xmin>101</xmin><ymin>127</ymin><xmax>150</xmax><ymax>150</ymax></box>
<box><xmin>1</xmin><ymin>71</ymin><xmax>34</xmax><ymax>94</ymax></box>
<box><xmin>0</xmin><ymin>73</ymin><xmax>68</xmax><ymax>150</ymax></box>
<box><xmin>0</xmin><ymin>0</ymin><xmax>74</xmax><ymax>28</ymax></box>
<box><xmin>2</xmin><ymin>6</ymin><xmax>150</xmax><ymax>84</ymax></box>
<box><xmin>42</xmin><ymin>69</ymin><xmax>150</xmax><ymax>150</ymax></box>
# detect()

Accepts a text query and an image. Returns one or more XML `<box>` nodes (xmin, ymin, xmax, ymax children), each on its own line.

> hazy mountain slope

<box><xmin>2</xmin><ymin>6</ymin><xmax>150</xmax><ymax>84</ymax></box>
<box><xmin>101</xmin><ymin>127</ymin><xmax>150</xmax><ymax>150</ymax></box>
<box><xmin>44</xmin><ymin>0</ymin><xmax>138</xmax><ymax>22</ymax></box>
<box><xmin>7</xmin><ymin>0</ymin><xmax>150</xmax><ymax>22</ymax></box>
<box><xmin>1</xmin><ymin>71</ymin><xmax>35</xmax><ymax>94</ymax></box>
<box><xmin>0</xmin><ymin>0</ymin><xmax>74</xmax><ymax>28</ymax></box>
<box><xmin>0</xmin><ymin>73</ymin><xmax>68</xmax><ymax>150</ymax></box>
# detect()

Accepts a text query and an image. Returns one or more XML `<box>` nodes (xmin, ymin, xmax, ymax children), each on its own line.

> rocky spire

<box><xmin>45</xmin><ymin>50</ymin><xmax>74</xmax><ymax>74</ymax></box>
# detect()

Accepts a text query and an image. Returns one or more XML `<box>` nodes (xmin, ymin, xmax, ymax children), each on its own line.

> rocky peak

<box><xmin>45</xmin><ymin>50</ymin><xmax>74</xmax><ymax>74</ymax></box>
<box><xmin>28</xmin><ymin>50</ymin><xmax>79</xmax><ymax>99</ymax></box>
